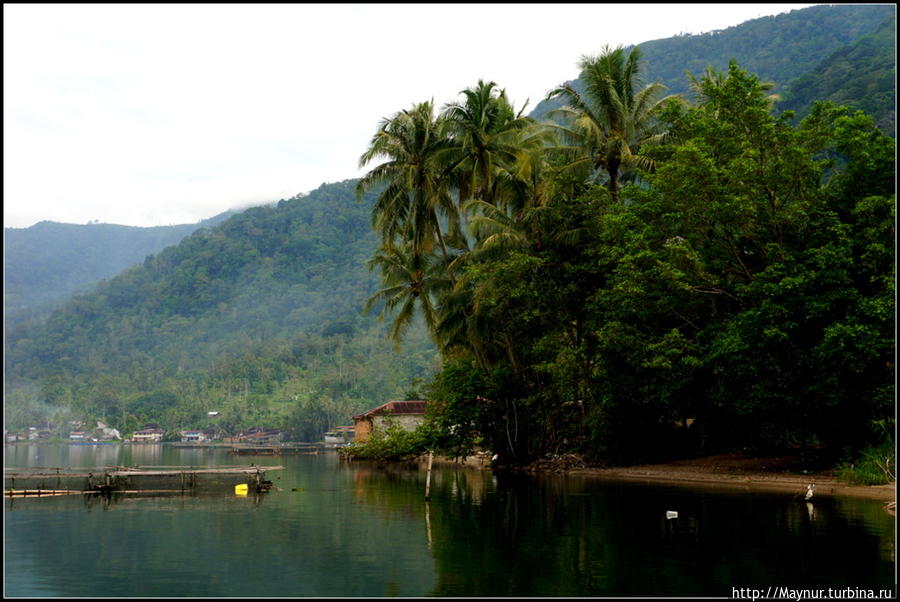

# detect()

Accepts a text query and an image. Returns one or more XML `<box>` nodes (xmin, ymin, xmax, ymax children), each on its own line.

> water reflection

<box><xmin>421</xmin><ymin>472</ymin><xmax>895</xmax><ymax>597</ymax></box>
<box><xmin>6</xmin><ymin>441</ymin><xmax>166</xmax><ymax>468</ymax></box>
<box><xmin>4</xmin><ymin>445</ymin><xmax>895</xmax><ymax>598</ymax></box>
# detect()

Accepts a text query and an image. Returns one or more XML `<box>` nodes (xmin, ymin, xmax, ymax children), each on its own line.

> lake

<box><xmin>4</xmin><ymin>443</ymin><xmax>895</xmax><ymax>597</ymax></box>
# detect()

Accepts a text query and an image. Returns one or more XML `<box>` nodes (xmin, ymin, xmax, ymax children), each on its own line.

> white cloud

<box><xmin>3</xmin><ymin>3</ymin><xmax>815</xmax><ymax>228</ymax></box>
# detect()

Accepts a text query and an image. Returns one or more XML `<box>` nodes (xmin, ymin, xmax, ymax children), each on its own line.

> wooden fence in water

<box><xmin>4</xmin><ymin>465</ymin><xmax>283</xmax><ymax>497</ymax></box>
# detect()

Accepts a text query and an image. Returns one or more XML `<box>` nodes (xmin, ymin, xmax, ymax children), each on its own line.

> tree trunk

<box><xmin>607</xmin><ymin>163</ymin><xmax>620</xmax><ymax>204</ymax></box>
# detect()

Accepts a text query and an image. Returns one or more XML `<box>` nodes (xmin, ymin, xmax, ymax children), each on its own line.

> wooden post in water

<box><xmin>424</xmin><ymin>501</ymin><xmax>432</xmax><ymax>549</ymax></box>
<box><xmin>424</xmin><ymin>450</ymin><xmax>434</xmax><ymax>501</ymax></box>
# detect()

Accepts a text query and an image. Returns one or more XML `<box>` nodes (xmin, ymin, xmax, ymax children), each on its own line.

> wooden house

<box><xmin>352</xmin><ymin>400</ymin><xmax>428</xmax><ymax>443</ymax></box>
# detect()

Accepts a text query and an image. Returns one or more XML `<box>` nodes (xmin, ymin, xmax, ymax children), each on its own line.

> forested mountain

<box><xmin>531</xmin><ymin>4</ymin><xmax>896</xmax><ymax>133</ymax></box>
<box><xmin>779</xmin><ymin>12</ymin><xmax>896</xmax><ymax>133</ymax></box>
<box><xmin>5</xmin><ymin>4</ymin><xmax>895</xmax><ymax>472</ymax></box>
<box><xmin>4</xmin><ymin>210</ymin><xmax>236</xmax><ymax>327</ymax></box>
<box><xmin>5</xmin><ymin>181</ymin><xmax>439</xmax><ymax>439</ymax></box>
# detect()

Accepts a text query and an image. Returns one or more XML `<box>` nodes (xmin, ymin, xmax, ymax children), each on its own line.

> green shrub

<box><xmin>343</xmin><ymin>420</ymin><xmax>436</xmax><ymax>461</ymax></box>
<box><xmin>836</xmin><ymin>419</ymin><xmax>895</xmax><ymax>485</ymax></box>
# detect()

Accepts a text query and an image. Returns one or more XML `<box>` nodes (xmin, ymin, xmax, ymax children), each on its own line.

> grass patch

<box><xmin>836</xmin><ymin>420</ymin><xmax>895</xmax><ymax>486</ymax></box>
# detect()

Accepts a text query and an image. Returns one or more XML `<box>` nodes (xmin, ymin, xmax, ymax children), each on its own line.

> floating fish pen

<box><xmin>229</xmin><ymin>443</ymin><xmax>321</xmax><ymax>456</ymax></box>
<box><xmin>4</xmin><ymin>465</ymin><xmax>283</xmax><ymax>497</ymax></box>
<box><xmin>170</xmin><ymin>442</ymin><xmax>233</xmax><ymax>449</ymax></box>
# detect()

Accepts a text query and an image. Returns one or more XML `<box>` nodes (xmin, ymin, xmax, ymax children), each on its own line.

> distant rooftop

<box><xmin>354</xmin><ymin>400</ymin><xmax>428</xmax><ymax>420</ymax></box>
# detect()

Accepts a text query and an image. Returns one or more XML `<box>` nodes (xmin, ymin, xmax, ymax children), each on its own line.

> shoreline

<box><xmin>564</xmin><ymin>465</ymin><xmax>896</xmax><ymax>502</ymax></box>
<box><xmin>436</xmin><ymin>452</ymin><xmax>896</xmax><ymax>503</ymax></box>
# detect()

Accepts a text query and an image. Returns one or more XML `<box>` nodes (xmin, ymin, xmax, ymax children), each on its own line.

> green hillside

<box><xmin>5</xmin><ymin>181</ymin><xmax>439</xmax><ymax>439</ymax></box>
<box><xmin>4</xmin><ymin>210</ymin><xmax>236</xmax><ymax>327</ymax></box>
<box><xmin>779</xmin><ymin>13</ymin><xmax>896</xmax><ymax>133</ymax></box>
<box><xmin>531</xmin><ymin>4</ymin><xmax>896</xmax><ymax>128</ymax></box>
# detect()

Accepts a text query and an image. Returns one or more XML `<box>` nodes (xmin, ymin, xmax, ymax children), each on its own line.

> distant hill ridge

<box><xmin>779</xmin><ymin>11</ymin><xmax>895</xmax><ymax>133</ymax></box>
<box><xmin>5</xmin><ymin>180</ymin><xmax>382</xmax><ymax>380</ymax></box>
<box><xmin>4</xmin><ymin>209</ymin><xmax>238</xmax><ymax>326</ymax></box>
<box><xmin>530</xmin><ymin>4</ymin><xmax>895</xmax><ymax>133</ymax></box>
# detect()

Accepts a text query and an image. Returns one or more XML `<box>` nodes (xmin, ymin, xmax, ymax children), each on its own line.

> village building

<box><xmin>236</xmin><ymin>427</ymin><xmax>284</xmax><ymax>445</ymax></box>
<box><xmin>352</xmin><ymin>400</ymin><xmax>428</xmax><ymax>443</ymax></box>
<box><xmin>28</xmin><ymin>429</ymin><xmax>52</xmax><ymax>441</ymax></box>
<box><xmin>133</xmin><ymin>425</ymin><xmax>165</xmax><ymax>442</ymax></box>
<box><xmin>180</xmin><ymin>429</ymin><xmax>213</xmax><ymax>443</ymax></box>
<box><xmin>324</xmin><ymin>425</ymin><xmax>355</xmax><ymax>447</ymax></box>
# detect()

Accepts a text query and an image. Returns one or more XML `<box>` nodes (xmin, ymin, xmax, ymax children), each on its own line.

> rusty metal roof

<box><xmin>354</xmin><ymin>400</ymin><xmax>428</xmax><ymax>420</ymax></box>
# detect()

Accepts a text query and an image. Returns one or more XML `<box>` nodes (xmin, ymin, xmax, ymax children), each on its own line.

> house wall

<box><xmin>373</xmin><ymin>415</ymin><xmax>424</xmax><ymax>433</ymax></box>
<box><xmin>354</xmin><ymin>418</ymin><xmax>373</xmax><ymax>443</ymax></box>
<box><xmin>354</xmin><ymin>415</ymin><xmax>424</xmax><ymax>443</ymax></box>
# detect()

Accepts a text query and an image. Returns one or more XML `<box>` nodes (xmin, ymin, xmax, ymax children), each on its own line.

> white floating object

<box><xmin>666</xmin><ymin>510</ymin><xmax>678</xmax><ymax>519</ymax></box>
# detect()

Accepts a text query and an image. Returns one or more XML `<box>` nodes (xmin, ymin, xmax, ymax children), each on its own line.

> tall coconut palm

<box><xmin>442</xmin><ymin>80</ymin><xmax>546</xmax><ymax>212</ymax></box>
<box><xmin>358</xmin><ymin>101</ymin><xmax>459</xmax><ymax>257</ymax></box>
<box><xmin>546</xmin><ymin>45</ymin><xmax>675</xmax><ymax>203</ymax></box>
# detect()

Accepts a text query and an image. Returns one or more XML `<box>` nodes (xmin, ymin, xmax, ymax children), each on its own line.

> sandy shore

<box><xmin>566</xmin><ymin>464</ymin><xmax>896</xmax><ymax>502</ymax></box>
<box><xmin>441</xmin><ymin>451</ymin><xmax>896</xmax><ymax>503</ymax></box>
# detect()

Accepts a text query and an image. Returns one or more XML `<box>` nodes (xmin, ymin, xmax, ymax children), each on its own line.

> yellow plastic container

<box><xmin>234</xmin><ymin>483</ymin><xmax>249</xmax><ymax>496</ymax></box>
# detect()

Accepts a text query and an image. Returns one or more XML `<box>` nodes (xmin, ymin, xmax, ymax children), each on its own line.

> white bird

<box><xmin>805</xmin><ymin>483</ymin><xmax>815</xmax><ymax>500</ymax></box>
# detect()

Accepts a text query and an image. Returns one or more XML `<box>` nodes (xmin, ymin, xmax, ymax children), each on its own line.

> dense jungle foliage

<box><xmin>356</xmin><ymin>54</ymin><xmax>894</xmax><ymax>466</ymax></box>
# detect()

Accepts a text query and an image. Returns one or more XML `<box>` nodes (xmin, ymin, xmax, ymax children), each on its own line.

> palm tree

<box><xmin>546</xmin><ymin>45</ymin><xmax>675</xmax><ymax>203</ymax></box>
<box><xmin>358</xmin><ymin>101</ymin><xmax>459</xmax><ymax>257</ymax></box>
<box><xmin>363</xmin><ymin>241</ymin><xmax>450</xmax><ymax>350</ymax></box>
<box><xmin>442</xmin><ymin>80</ymin><xmax>546</xmax><ymax>212</ymax></box>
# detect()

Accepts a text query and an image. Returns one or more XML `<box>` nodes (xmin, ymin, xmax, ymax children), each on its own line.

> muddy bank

<box><xmin>566</xmin><ymin>465</ymin><xmax>895</xmax><ymax>502</ymax></box>
<box><xmin>436</xmin><ymin>451</ymin><xmax>896</xmax><ymax>503</ymax></box>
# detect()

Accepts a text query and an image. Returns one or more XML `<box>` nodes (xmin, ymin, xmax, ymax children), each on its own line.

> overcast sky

<box><xmin>4</xmin><ymin>3</ymin><xmax>816</xmax><ymax>229</ymax></box>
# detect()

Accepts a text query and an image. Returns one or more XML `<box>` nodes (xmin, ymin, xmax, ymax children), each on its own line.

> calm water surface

<box><xmin>4</xmin><ymin>443</ymin><xmax>895</xmax><ymax>597</ymax></box>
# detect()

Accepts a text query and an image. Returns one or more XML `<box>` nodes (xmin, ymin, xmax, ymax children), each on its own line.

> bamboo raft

<box><xmin>5</xmin><ymin>489</ymin><xmax>187</xmax><ymax>497</ymax></box>
<box><xmin>4</xmin><ymin>465</ymin><xmax>283</xmax><ymax>497</ymax></box>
